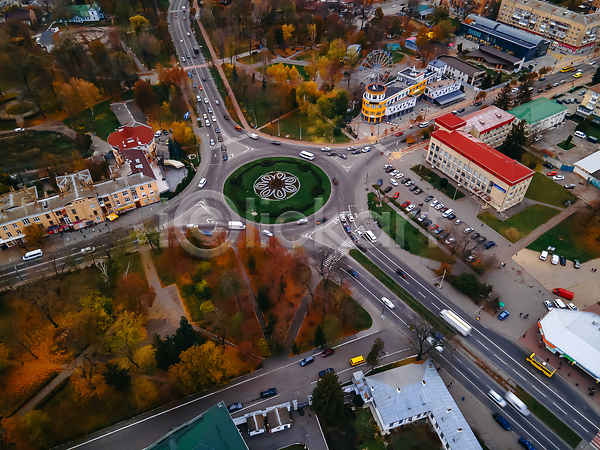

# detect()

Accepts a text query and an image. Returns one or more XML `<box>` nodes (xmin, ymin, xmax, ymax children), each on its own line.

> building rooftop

<box><xmin>427</xmin><ymin>78</ymin><xmax>460</xmax><ymax>90</ymax></box>
<box><xmin>435</xmin><ymin>113</ymin><xmax>467</xmax><ymax>132</ymax></box>
<box><xmin>464</xmin><ymin>14</ymin><xmax>550</xmax><ymax>48</ymax></box>
<box><xmin>93</xmin><ymin>173</ymin><xmax>156</xmax><ymax>198</ymax></box>
<box><xmin>121</xmin><ymin>148</ymin><xmax>156</xmax><ymax>180</ymax></box>
<box><xmin>508</xmin><ymin>97</ymin><xmax>568</xmax><ymax>124</ymax></box>
<box><xmin>431</xmin><ymin>129</ymin><xmax>535</xmax><ymax>186</ymax></box>
<box><xmin>437</xmin><ymin>55</ymin><xmax>485</xmax><ymax>77</ymax></box>
<box><xmin>428</xmin><ymin>59</ymin><xmax>447</xmax><ymax>70</ymax></box>
<box><xmin>364</xmin><ymin>360</ymin><xmax>480</xmax><ymax>450</ymax></box>
<box><xmin>575</xmin><ymin>149</ymin><xmax>600</xmax><ymax>175</ymax></box>
<box><xmin>107</xmin><ymin>125</ymin><xmax>155</xmax><ymax>151</ymax></box>
<box><xmin>506</xmin><ymin>0</ymin><xmax>600</xmax><ymax>25</ymax></box>
<box><xmin>539</xmin><ymin>310</ymin><xmax>600</xmax><ymax>382</ymax></box>
<box><xmin>468</xmin><ymin>45</ymin><xmax>523</xmax><ymax>65</ymax></box>
<box><xmin>463</xmin><ymin>105</ymin><xmax>515</xmax><ymax>134</ymax></box>
<box><xmin>145</xmin><ymin>401</ymin><xmax>248</xmax><ymax>450</ymax></box>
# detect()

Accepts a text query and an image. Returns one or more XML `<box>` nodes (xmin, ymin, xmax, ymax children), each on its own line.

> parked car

<box><xmin>547</xmin><ymin>171</ymin><xmax>557</xmax><ymax>177</ymax></box>
<box><xmin>260</xmin><ymin>388</ymin><xmax>278</xmax><ymax>398</ymax></box>
<box><xmin>227</xmin><ymin>402</ymin><xmax>243</xmax><ymax>413</ymax></box>
<box><xmin>559</xmin><ymin>255</ymin><xmax>567</xmax><ymax>266</ymax></box>
<box><xmin>300</xmin><ymin>356</ymin><xmax>314</xmax><ymax>366</ymax></box>
<box><xmin>401</xmin><ymin>201</ymin><xmax>410</xmax><ymax>208</ymax></box>
<box><xmin>419</xmin><ymin>121</ymin><xmax>430</xmax><ymax>128</ymax></box>
<box><xmin>518</xmin><ymin>438</ymin><xmax>536</xmax><ymax>450</ymax></box>
<box><xmin>321</xmin><ymin>349</ymin><xmax>335</xmax><ymax>357</ymax></box>
<box><xmin>424</xmin><ymin>195</ymin><xmax>434</xmax><ymax>202</ymax></box>
<box><xmin>377</xmin><ymin>179</ymin><xmax>383</xmax><ymax>186</ymax></box>
<box><xmin>498</xmin><ymin>311</ymin><xmax>510</xmax><ymax>321</ymax></box>
<box><xmin>319</xmin><ymin>368</ymin><xmax>335</xmax><ymax>377</ymax></box>
<box><xmin>384</xmin><ymin>186</ymin><xmax>392</xmax><ymax>193</ymax></box>
<box><xmin>551</xmin><ymin>254</ymin><xmax>559</xmax><ymax>265</ymax></box>
<box><xmin>406</xmin><ymin>204</ymin><xmax>415</xmax><ymax>212</ymax></box>
<box><xmin>484</xmin><ymin>241</ymin><xmax>496</xmax><ymax>249</ymax></box>
<box><xmin>543</xmin><ymin>162</ymin><xmax>554</xmax><ymax>169</ymax></box>
<box><xmin>463</xmin><ymin>227</ymin><xmax>474</xmax><ymax>234</ymax></box>
<box><xmin>543</xmin><ymin>300</ymin><xmax>554</xmax><ymax>311</ymax></box>
<box><xmin>445</xmin><ymin>237</ymin><xmax>455</xmax><ymax>244</ymax></box>
<box><xmin>493</xmin><ymin>412</ymin><xmax>511</xmax><ymax>430</ymax></box>
<box><xmin>568</xmin><ymin>302</ymin><xmax>578</xmax><ymax>311</ymax></box>
<box><xmin>574</xmin><ymin>259</ymin><xmax>581</xmax><ymax>269</ymax></box>
<box><xmin>540</xmin><ymin>250</ymin><xmax>548</xmax><ymax>261</ymax></box>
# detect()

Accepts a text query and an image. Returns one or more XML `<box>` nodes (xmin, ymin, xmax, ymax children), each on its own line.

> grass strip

<box><xmin>349</xmin><ymin>249</ymin><xmax>455</xmax><ymax>338</ymax></box>
<box><xmin>514</xmin><ymin>386</ymin><xmax>581</xmax><ymax>448</ymax></box>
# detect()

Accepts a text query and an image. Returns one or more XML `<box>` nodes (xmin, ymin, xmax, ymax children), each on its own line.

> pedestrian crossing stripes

<box><xmin>591</xmin><ymin>430</ymin><xmax>600</xmax><ymax>450</ymax></box>
<box><xmin>219</xmin><ymin>133</ymin><xmax>249</xmax><ymax>146</ymax></box>
<box><xmin>323</xmin><ymin>238</ymin><xmax>354</xmax><ymax>269</ymax></box>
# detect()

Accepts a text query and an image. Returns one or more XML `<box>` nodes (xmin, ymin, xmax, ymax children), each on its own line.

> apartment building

<box><xmin>0</xmin><ymin>171</ymin><xmax>159</xmax><ymax>248</ymax></box>
<box><xmin>428</xmin><ymin>56</ymin><xmax>486</xmax><ymax>86</ymax></box>
<box><xmin>107</xmin><ymin>124</ymin><xmax>157</xmax><ymax>161</ymax></box>
<box><xmin>424</xmin><ymin>78</ymin><xmax>466</xmax><ymax>107</ymax></box>
<box><xmin>427</xmin><ymin>121</ymin><xmax>534</xmax><ymax>212</ymax></box>
<box><xmin>450</xmin><ymin>0</ymin><xmax>496</xmax><ymax>18</ymax></box>
<box><xmin>498</xmin><ymin>0</ymin><xmax>600</xmax><ymax>52</ymax></box>
<box><xmin>576</xmin><ymin>85</ymin><xmax>600</xmax><ymax>117</ymax></box>
<box><xmin>462</xmin><ymin>105</ymin><xmax>516</xmax><ymax>147</ymax></box>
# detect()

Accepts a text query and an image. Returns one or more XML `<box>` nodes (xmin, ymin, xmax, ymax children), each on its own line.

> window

<box><xmin>2</xmin><ymin>226</ymin><xmax>6</xmax><ymax>231</ymax></box>
<box><xmin>90</xmin><ymin>203</ymin><xmax>95</xmax><ymax>209</ymax></box>
<box><xmin>122</xmin><ymin>190</ymin><xmax>129</xmax><ymax>196</ymax></box>
<box><xmin>46</xmin><ymin>214</ymin><xmax>50</xmax><ymax>219</ymax></box>
<box><xmin>13</xmin><ymin>223</ymin><xmax>18</xmax><ymax>229</ymax></box>
<box><xmin>114</xmin><ymin>194</ymin><xmax>119</xmax><ymax>199</ymax></box>
<box><xmin>7</xmin><ymin>232</ymin><xmax>12</xmax><ymax>238</ymax></box>
<box><xmin>140</xmin><ymin>186</ymin><xmax>144</xmax><ymax>191</ymax></box>
<box><xmin>125</xmin><ymin>198</ymin><xmax>131</xmax><ymax>203</ymax></box>
<box><xmin>72</xmin><ymin>209</ymin><xmax>77</xmax><ymax>215</ymax></box>
<box><xmin>116</xmin><ymin>200</ymin><xmax>121</xmax><ymax>206</ymax></box>
<box><xmin>23</xmin><ymin>218</ymin><xmax>31</xmax><ymax>225</ymax></box>
<box><xmin>33</xmin><ymin>217</ymin><xmax>40</xmax><ymax>223</ymax></box>
<box><xmin>17</xmin><ymin>230</ymin><xmax>22</xmax><ymax>235</ymax></box>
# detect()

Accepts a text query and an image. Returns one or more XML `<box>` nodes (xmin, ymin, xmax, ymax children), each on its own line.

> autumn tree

<box><xmin>171</xmin><ymin>121</ymin><xmax>196</xmax><ymax>147</ymax></box>
<box><xmin>131</xmin><ymin>32</ymin><xmax>161</xmax><ymax>69</ymax></box>
<box><xmin>133</xmin><ymin>225</ymin><xmax>161</xmax><ymax>253</ymax></box>
<box><xmin>312</xmin><ymin>371</ymin><xmax>344</xmax><ymax>423</ymax></box>
<box><xmin>416</xmin><ymin>27</ymin><xmax>436</xmax><ymax>64</ymax></box>
<box><xmin>132</xmin><ymin>377</ymin><xmax>160</xmax><ymax>409</ymax></box>
<box><xmin>57</xmin><ymin>78</ymin><xmax>101</xmax><ymax>116</ymax></box>
<box><xmin>116</xmin><ymin>273</ymin><xmax>156</xmax><ymax>315</ymax></box>
<box><xmin>0</xmin><ymin>344</ymin><xmax>9</xmax><ymax>371</ymax></box>
<box><xmin>168</xmin><ymin>341</ymin><xmax>229</xmax><ymax>394</ymax></box>
<box><xmin>366</xmin><ymin>337</ymin><xmax>385</xmax><ymax>368</ymax></box>
<box><xmin>410</xmin><ymin>319</ymin><xmax>437</xmax><ymax>360</ymax></box>
<box><xmin>104</xmin><ymin>311</ymin><xmax>147</xmax><ymax>369</ymax></box>
<box><xmin>24</xmin><ymin>225</ymin><xmax>45</xmax><ymax>249</ymax></box>
<box><xmin>129</xmin><ymin>15</ymin><xmax>150</xmax><ymax>35</ymax></box>
<box><xmin>133</xmin><ymin>80</ymin><xmax>157</xmax><ymax>112</ymax></box>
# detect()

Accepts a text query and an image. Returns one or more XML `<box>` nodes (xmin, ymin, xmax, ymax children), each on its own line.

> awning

<box><xmin>106</xmin><ymin>213</ymin><xmax>119</xmax><ymax>221</ymax></box>
<box><xmin>164</xmin><ymin>159</ymin><xmax>185</xmax><ymax>169</ymax></box>
<box><xmin>435</xmin><ymin>90</ymin><xmax>466</xmax><ymax>106</ymax></box>
<box><xmin>117</xmin><ymin>204</ymin><xmax>136</xmax><ymax>213</ymax></box>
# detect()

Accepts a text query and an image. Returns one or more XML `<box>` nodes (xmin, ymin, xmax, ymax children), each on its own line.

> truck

<box><xmin>228</xmin><ymin>221</ymin><xmax>246</xmax><ymax>230</ymax></box>
<box><xmin>552</xmin><ymin>288</ymin><xmax>574</xmax><ymax>300</ymax></box>
<box><xmin>439</xmin><ymin>309</ymin><xmax>472</xmax><ymax>337</ymax></box>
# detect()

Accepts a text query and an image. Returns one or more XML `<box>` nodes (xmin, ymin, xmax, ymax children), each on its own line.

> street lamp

<box><xmin>453</xmin><ymin>183</ymin><xmax>461</xmax><ymax>201</ymax></box>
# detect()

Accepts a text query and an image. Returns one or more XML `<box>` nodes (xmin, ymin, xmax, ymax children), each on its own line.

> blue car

<box><xmin>319</xmin><ymin>368</ymin><xmax>334</xmax><ymax>377</ymax></box>
<box><xmin>518</xmin><ymin>438</ymin><xmax>536</xmax><ymax>450</ymax></box>
<box><xmin>377</xmin><ymin>178</ymin><xmax>383</xmax><ymax>187</ymax></box>
<box><xmin>498</xmin><ymin>311</ymin><xmax>510</xmax><ymax>321</ymax></box>
<box><xmin>493</xmin><ymin>412</ymin><xmax>511</xmax><ymax>430</ymax></box>
<box><xmin>484</xmin><ymin>241</ymin><xmax>496</xmax><ymax>249</ymax></box>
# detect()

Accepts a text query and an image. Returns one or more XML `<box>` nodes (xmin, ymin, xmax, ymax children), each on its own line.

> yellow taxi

<box><xmin>573</xmin><ymin>72</ymin><xmax>583</xmax><ymax>78</ymax></box>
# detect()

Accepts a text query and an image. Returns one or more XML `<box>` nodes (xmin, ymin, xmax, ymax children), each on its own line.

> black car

<box><xmin>472</xmin><ymin>232</ymin><xmax>480</xmax><ymax>239</ymax></box>
<box><xmin>224</xmin><ymin>114</ymin><xmax>230</xmax><ymax>120</ymax></box>
<box><xmin>222</xmin><ymin>153</ymin><xmax>228</xmax><ymax>161</ymax></box>
<box><xmin>493</xmin><ymin>412</ymin><xmax>511</xmax><ymax>430</ymax></box>
<box><xmin>271</xmin><ymin>141</ymin><xmax>281</xmax><ymax>145</ymax></box>
<box><xmin>477</xmin><ymin>236</ymin><xmax>487</xmax><ymax>243</ymax></box>
<box><xmin>423</xmin><ymin>219</ymin><xmax>432</xmax><ymax>227</ymax></box>
<box><xmin>340</xmin><ymin>154</ymin><xmax>348</xmax><ymax>159</ymax></box>
<box><xmin>316</xmin><ymin>218</ymin><xmax>327</xmax><ymax>225</ymax></box>
<box><xmin>327</xmin><ymin>152</ymin><xmax>337</xmax><ymax>157</ymax></box>
<box><xmin>409</xmin><ymin>185</ymin><xmax>418</xmax><ymax>192</ymax></box>
<box><xmin>352</xmin><ymin>149</ymin><xmax>361</xmax><ymax>154</ymax></box>
<box><xmin>227</xmin><ymin>402</ymin><xmax>243</xmax><ymax>413</ymax></box>
<box><xmin>473</xmin><ymin>101</ymin><xmax>482</xmax><ymax>106</ymax></box>
<box><xmin>402</xmin><ymin>178</ymin><xmax>411</xmax><ymax>184</ymax></box>
<box><xmin>396</xmin><ymin>268</ymin><xmax>407</xmax><ymax>278</ymax></box>
<box><xmin>446</xmin><ymin>213</ymin><xmax>456</xmax><ymax>220</ymax></box>
<box><xmin>260</xmin><ymin>388</ymin><xmax>278</xmax><ymax>398</ymax></box>
<box><xmin>202</xmin><ymin>77</ymin><xmax>207</xmax><ymax>82</ymax></box>
<box><xmin>385</xmin><ymin>167</ymin><xmax>394</xmax><ymax>173</ymax></box>
<box><xmin>414</xmin><ymin>189</ymin><xmax>423</xmax><ymax>194</ymax></box>
<box><xmin>356</xmin><ymin>243</ymin><xmax>367</xmax><ymax>252</ymax></box>
<box><xmin>484</xmin><ymin>240</ymin><xmax>496</xmax><ymax>249</ymax></box>
<box><xmin>542</xmin><ymin>162</ymin><xmax>554</xmax><ymax>169</ymax></box>
<box><xmin>424</xmin><ymin>195</ymin><xmax>434</xmax><ymax>202</ymax></box>
<box><xmin>384</xmin><ymin>186</ymin><xmax>393</xmax><ymax>193</ymax></box>
<box><xmin>457</xmin><ymin>107</ymin><xmax>465</xmax><ymax>113</ymax></box>
<box><xmin>319</xmin><ymin>368</ymin><xmax>334</xmax><ymax>377</ymax></box>
<box><xmin>560</xmin><ymin>255</ymin><xmax>567</xmax><ymax>266</ymax></box>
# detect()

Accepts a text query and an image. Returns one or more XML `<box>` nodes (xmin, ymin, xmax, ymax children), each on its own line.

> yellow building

<box><xmin>0</xmin><ymin>171</ymin><xmax>159</xmax><ymax>248</ymax></box>
<box><xmin>498</xmin><ymin>0</ymin><xmax>600</xmax><ymax>52</ymax></box>
<box><xmin>361</xmin><ymin>67</ymin><xmax>439</xmax><ymax>123</ymax></box>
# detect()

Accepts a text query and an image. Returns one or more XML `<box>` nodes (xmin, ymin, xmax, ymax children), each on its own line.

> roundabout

<box><xmin>223</xmin><ymin>157</ymin><xmax>331</xmax><ymax>224</ymax></box>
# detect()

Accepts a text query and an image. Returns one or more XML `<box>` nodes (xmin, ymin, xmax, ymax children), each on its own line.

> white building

<box><xmin>352</xmin><ymin>360</ymin><xmax>480</xmax><ymax>449</ymax></box>
<box><xmin>266</xmin><ymin>407</ymin><xmax>292</xmax><ymax>433</ymax></box>
<box><xmin>424</xmin><ymin>78</ymin><xmax>465</xmax><ymax>108</ymax></box>
<box><xmin>508</xmin><ymin>97</ymin><xmax>568</xmax><ymax>134</ymax></box>
<box><xmin>462</xmin><ymin>105</ymin><xmax>515</xmax><ymax>147</ymax></box>
<box><xmin>574</xmin><ymin>151</ymin><xmax>600</xmax><ymax>184</ymax></box>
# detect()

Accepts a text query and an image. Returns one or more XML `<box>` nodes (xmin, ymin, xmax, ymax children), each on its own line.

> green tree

<box><xmin>102</xmin><ymin>362</ymin><xmax>131</xmax><ymax>391</ymax></box>
<box><xmin>480</xmin><ymin>74</ymin><xmax>492</xmax><ymax>90</ymax></box>
<box><xmin>452</xmin><ymin>273</ymin><xmax>483</xmax><ymax>296</ymax></box>
<box><xmin>493</xmin><ymin>83</ymin><xmax>512</xmax><ymax>110</ymax></box>
<box><xmin>592</xmin><ymin>67</ymin><xmax>600</xmax><ymax>85</ymax></box>
<box><xmin>493</xmin><ymin>71</ymin><xmax>503</xmax><ymax>86</ymax></box>
<box><xmin>366</xmin><ymin>337</ymin><xmax>385</xmax><ymax>368</ymax></box>
<box><xmin>314</xmin><ymin>324</ymin><xmax>327</xmax><ymax>348</ymax></box>
<box><xmin>311</xmin><ymin>371</ymin><xmax>344</xmax><ymax>423</ymax></box>
<box><xmin>498</xmin><ymin>119</ymin><xmax>527</xmax><ymax>161</ymax></box>
<box><xmin>105</xmin><ymin>311</ymin><xmax>147</xmax><ymax>369</ymax></box>
<box><xmin>576</xmin><ymin>115</ymin><xmax>593</xmax><ymax>133</ymax></box>
<box><xmin>133</xmin><ymin>225</ymin><xmax>161</xmax><ymax>253</ymax></box>
<box><xmin>515</xmin><ymin>82</ymin><xmax>533</xmax><ymax>106</ymax></box>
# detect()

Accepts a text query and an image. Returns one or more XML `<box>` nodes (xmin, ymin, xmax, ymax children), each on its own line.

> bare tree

<box><xmin>95</xmin><ymin>258</ymin><xmax>111</xmax><ymax>286</ymax></box>
<box><xmin>410</xmin><ymin>318</ymin><xmax>438</xmax><ymax>361</ymax></box>
<box><xmin>312</xmin><ymin>247</ymin><xmax>338</xmax><ymax>283</ymax></box>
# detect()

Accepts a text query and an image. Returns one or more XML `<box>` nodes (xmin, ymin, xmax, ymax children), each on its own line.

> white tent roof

<box><xmin>539</xmin><ymin>310</ymin><xmax>600</xmax><ymax>381</ymax></box>
<box><xmin>164</xmin><ymin>159</ymin><xmax>185</xmax><ymax>169</ymax></box>
<box><xmin>575</xmin><ymin>150</ymin><xmax>600</xmax><ymax>175</ymax></box>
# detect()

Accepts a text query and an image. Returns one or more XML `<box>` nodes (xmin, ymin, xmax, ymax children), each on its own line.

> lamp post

<box><xmin>453</xmin><ymin>183</ymin><xmax>461</xmax><ymax>201</ymax></box>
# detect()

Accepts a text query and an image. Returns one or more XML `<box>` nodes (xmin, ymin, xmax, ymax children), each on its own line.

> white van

<box><xmin>228</xmin><ymin>221</ymin><xmax>246</xmax><ymax>230</ymax></box>
<box><xmin>574</xmin><ymin>131</ymin><xmax>587</xmax><ymax>139</ymax></box>
<box><xmin>442</xmin><ymin>208</ymin><xmax>453</xmax><ymax>218</ymax></box>
<box><xmin>22</xmin><ymin>249</ymin><xmax>43</xmax><ymax>261</ymax></box>
<box><xmin>505</xmin><ymin>391</ymin><xmax>530</xmax><ymax>416</ymax></box>
<box><xmin>248</xmin><ymin>133</ymin><xmax>259</xmax><ymax>140</ymax></box>
<box><xmin>488</xmin><ymin>389</ymin><xmax>507</xmax><ymax>407</ymax></box>
<box><xmin>364</xmin><ymin>230</ymin><xmax>377</xmax><ymax>243</ymax></box>
<box><xmin>553</xmin><ymin>298</ymin><xmax>567</xmax><ymax>309</ymax></box>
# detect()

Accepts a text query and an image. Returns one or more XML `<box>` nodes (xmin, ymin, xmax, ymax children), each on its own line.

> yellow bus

<box><xmin>526</xmin><ymin>353</ymin><xmax>556</xmax><ymax>377</ymax></box>
<box><xmin>350</xmin><ymin>355</ymin><xmax>365</xmax><ymax>366</ymax></box>
<box><xmin>560</xmin><ymin>64</ymin><xmax>575</xmax><ymax>73</ymax></box>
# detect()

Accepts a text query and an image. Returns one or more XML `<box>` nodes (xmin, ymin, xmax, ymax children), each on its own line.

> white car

<box><xmin>204</xmin><ymin>98</ymin><xmax>209</xmax><ymax>103</ymax></box>
<box><xmin>81</xmin><ymin>246</ymin><xmax>95</xmax><ymax>253</ymax></box>
<box><xmin>551</xmin><ymin>254</ymin><xmax>559</xmax><ymax>265</ymax></box>
<box><xmin>442</xmin><ymin>208</ymin><xmax>453</xmax><ymax>218</ymax></box>
<box><xmin>394</xmin><ymin>172</ymin><xmax>404</xmax><ymax>179</ymax></box>
<box><xmin>196</xmin><ymin>94</ymin><xmax>201</xmax><ymax>102</ymax></box>
<box><xmin>205</xmin><ymin>119</ymin><xmax>210</xmax><ymax>127</ymax></box>
<box><xmin>211</xmin><ymin>115</ymin><xmax>217</xmax><ymax>122</ymax></box>
<box><xmin>296</xmin><ymin>218</ymin><xmax>308</xmax><ymax>225</ymax></box>
<box><xmin>347</xmin><ymin>214</ymin><xmax>354</xmax><ymax>223</ymax></box>
<box><xmin>179</xmin><ymin>39</ymin><xmax>183</xmax><ymax>43</ymax></box>
<box><xmin>434</xmin><ymin>203</ymin><xmax>444</xmax><ymax>210</ymax></box>
<box><xmin>154</xmin><ymin>130</ymin><xmax>162</xmax><ymax>137</ymax></box>
<box><xmin>430</xmin><ymin>200</ymin><xmax>439</xmax><ymax>207</ymax></box>
<box><xmin>339</xmin><ymin>213</ymin><xmax>347</xmax><ymax>222</ymax></box>
<box><xmin>543</xmin><ymin>300</ymin><xmax>554</xmax><ymax>311</ymax></box>
<box><xmin>355</xmin><ymin>229</ymin><xmax>363</xmax><ymax>237</ymax></box>
<box><xmin>540</xmin><ymin>250</ymin><xmax>548</xmax><ymax>261</ymax></box>
<box><xmin>406</xmin><ymin>204</ymin><xmax>415</xmax><ymax>212</ymax></box>
<box><xmin>198</xmin><ymin>178</ymin><xmax>207</xmax><ymax>188</ymax></box>
<box><xmin>553</xmin><ymin>175</ymin><xmax>565</xmax><ymax>181</ymax></box>
<box><xmin>391</xmin><ymin>170</ymin><xmax>399</xmax><ymax>176</ymax></box>
<box><xmin>390</xmin><ymin>178</ymin><xmax>399</xmax><ymax>186</ymax></box>
<box><xmin>262</xmin><ymin>230</ymin><xmax>274</xmax><ymax>237</ymax></box>
<box><xmin>186</xmin><ymin>32</ymin><xmax>191</xmax><ymax>37</ymax></box>
<box><xmin>381</xmin><ymin>297</ymin><xmax>395</xmax><ymax>309</ymax></box>
<box><xmin>488</xmin><ymin>389</ymin><xmax>507</xmax><ymax>408</ymax></box>
<box><xmin>419</xmin><ymin>121</ymin><xmax>430</xmax><ymax>128</ymax></box>
<box><xmin>215</xmin><ymin>99</ymin><xmax>220</xmax><ymax>105</ymax></box>
<box><xmin>321</xmin><ymin>147</ymin><xmax>331</xmax><ymax>152</ymax></box>
<box><xmin>455</xmin><ymin>218</ymin><xmax>462</xmax><ymax>225</ymax></box>
<box><xmin>210</xmin><ymin>139</ymin><xmax>215</xmax><ymax>146</ymax></box>
<box><xmin>361</xmin><ymin>146</ymin><xmax>371</xmax><ymax>153</ymax></box>
<box><xmin>383</xmin><ymin>164</ymin><xmax>392</xmax><ymax>170</ymax></box>
<box><xmin>418</xmin><ymin>214</ymin><xmax>427</xmax><ymax>222</ymax></box>
<box><xmin>445</xmin><ymin>237</ymin><xmax>455</xmax><ymax>244</ymax></box>
<box><xmin>404</xmin><ymin>180</ymin><xmax>413</xmax><ymax>186</ymax></box>
<box><xmin>463</xmin><ymin>227</ymin><xmax>474</xmax><ymax>234</ymax></box>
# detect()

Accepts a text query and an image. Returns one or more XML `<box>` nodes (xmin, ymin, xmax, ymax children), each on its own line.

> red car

<box><xmin>321</xmin><ymin>349</ymin><xmax>335</xmax><ymax>357</ymax></box>
<box><xmin>395</xmin><ymin>131</ymin><xmax>403</xmax><ymax>137</ymax></box>
<box><xmin>428</xmin><ymin>223</ymin><xmax>439</xmax><ymax>230</ymax></box>
<box><xmin>393</xmin><ymin>191</ymin><xmax>400</xmax><ymax>199</ymax></box>
<box><xmin>547</xmin><ymin>171</ymin><xmax>557</xmax><ymax>177</ymax></box>
<box><xmin>401</xmin><ymin>201</ymin><xmax>411</xmax><ymax>208</ymax></box>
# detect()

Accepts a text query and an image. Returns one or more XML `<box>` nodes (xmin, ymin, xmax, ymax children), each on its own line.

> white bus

<box><xmin>22</xmin><ymin>249</ymin><xmax>43</xmax><ymax>261</ymax></box>
<box><xmin>439</xmin><ymin>309</ymin><xmax>472</xmax><ymax>336</ymax></box>
<box><xmin>505</xmin><ymin>391</ymin><xmax>530</xmax><ymax>416</ymax></box>
<box><xmin>299</xmin><ymin>151</ymin><xmax>315</xmax><ymax>161</ymax></box>
<box><xmin>228</xmin><ymin>221</ymin><xmax>246</xmax><ymax>230</ymax></box>
<box><xmin>364</xmin><ymin>230</ymin><xmax>378</xmax><ymax>243</ymax></box>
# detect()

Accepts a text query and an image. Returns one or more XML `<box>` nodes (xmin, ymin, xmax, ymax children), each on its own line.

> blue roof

<box><xmin>464</xmin><ymin>14</ymin><xmax>549</xmax><ymax>49</ymax></box>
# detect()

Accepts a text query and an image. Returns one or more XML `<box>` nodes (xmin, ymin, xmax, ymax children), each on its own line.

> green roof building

<box><xmin>68</xmin><ymin>3</ymin><xmax>104</xmax><ymax>23</ymax></box>
<box><xmin>145</xmin><ymin>402</ymin><xmax>249</xmax><ymax>450</ymax></box>
<box><xmin>508</xmin><ymin>97</ymin><xmax>568</xmax><ymax>134</ymax></box>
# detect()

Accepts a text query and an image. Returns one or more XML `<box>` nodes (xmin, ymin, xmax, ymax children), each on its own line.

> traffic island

<box><xmin>223</xmin><ymin>157</ymin><xmax>331</xmax><ymax>224</ymax></box>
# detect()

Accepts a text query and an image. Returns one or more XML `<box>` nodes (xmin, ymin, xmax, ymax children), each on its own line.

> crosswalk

<box><xmin>591</xmin><ymin>430</ymin><xmax>600</xmax><ymax>450</ymax></box>
<box><xmin>323</xmin><ymin>224</ymin><xmax>366</xmax><ymax>269</ymax></box>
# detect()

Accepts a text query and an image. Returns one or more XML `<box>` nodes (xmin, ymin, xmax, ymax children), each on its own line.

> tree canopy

<box><xmin>311</xmin><ymin>371</ymin><xmax>344</xmax><ymax>423</ymax></box>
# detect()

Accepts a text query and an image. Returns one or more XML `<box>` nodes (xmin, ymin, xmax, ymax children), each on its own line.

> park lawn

<box><xmin>223</xmin><ymin>157</ymin><xmax>332</xmax><ymax>224</ymax></box>
<box><xmin>293</xmin><ymin>280</ymin><xmax>372</xmax><ymax>354</ymax></box>
<box><xmin>391</xmin><ymin>50</ymin><xmax>404</xmax><ymax>64</ymax></box>
<box><xmin>557</xmin><ymin>140</ymin><xmax>576</xmax><ymax>150</ymax></box>
<box><xmin>294</xmin><ymin>49</ymin><xmax>319</xmax><ymax>61</ymax></box>
<box><xmin>527</xmin><ymin>211</ymin><xmax>600</xmax><ymax>263</ymax></box>
<box><xmin>478</xmin><ymin>204</ymin><xmax>560</xmax><ymax>243</ymax></box>
<box><xmin>262</xmin><ymin>109</ymin><xmax>350</xmax><ymax>144</ymax></box>
<box><xmin>368</xmin><ymin>193</ymin><xmax>453</xmax><ymax>263</ymax></box>
<box><xmin>64</xmin><ymin>91</ymin><xmax>134</xmax><ymax>140</ymax></box>
<box><xmin>238</xmin><ymin>51</ymin><xmax>268</xmax><ymax>65</ymax></box>
<box><xmin>520</xmin><ymin>152</ymin><xmax>544</xmax><ymax>171</ymax></box>
<box><xmin>525</xmin><ymin>173</ymin><xmax>576</xmax><ymax>207</ymax></box>
<box><xmin>0</xmin><ymin>131</ymin><xmax>75</xmax><ymax>173</ymax></box>
<box><xmin>387</xmin><ymin>420</ymin><xmax>445</xmax><ymax>449</ymax></box>
<box><xmin>352</xmin><ymin>408</ymin><xmax>386</xmax><ymax>450</ymax></box>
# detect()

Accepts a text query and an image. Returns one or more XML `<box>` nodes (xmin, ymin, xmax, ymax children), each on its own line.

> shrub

<box><xmin>333</xmin><ymin>126</ymin><xmax>342</xmax><ymax>136</ymax></box>
<box><xmin>229</xmin><ymin>177</ymin><xmax>241</xmax><ymax>186</ymax></box>
<box><xmin>311</xmin><ymin>186</ymin><xmax>325</xmax><ymax>196</ymax></box>
<box><xmin>260</xmin><ymin>159</ymin><xmax>274</xmax><ymax>167</ymax></box>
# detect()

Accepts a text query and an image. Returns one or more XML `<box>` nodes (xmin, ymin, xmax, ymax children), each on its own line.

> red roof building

<box><xmin>427</xmin><ymin>129</ymin><xmax>534</xmax><ymax>211</ymax></box>
<box><xmin>434</xmin><ymin>113</ymin><xmax>467</xmax><ymax>132</ymax></box>
<box><xmin>462</xmin><ymin>106</ymin><xmax>515</xmax><ymax>148</ymax></box>
<box><xmin>107</xmin><ymin>125</ymin><xmax>156</xmax><ymax>156</ymax></box>
<box><xmin>121</xmin><ymin>148</ymin><xmax>156</xmax><ymax>180</ymax></box>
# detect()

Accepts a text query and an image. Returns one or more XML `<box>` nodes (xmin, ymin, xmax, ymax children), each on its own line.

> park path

<box><xmin>140</xmin><ymin>247</ymin><xmax>188</xmax><ymax>338</ymax></box>
<box><xmin>231</xmin><ymin>243</ymin><xmax>267</xmax><ymax>333</ymax></box>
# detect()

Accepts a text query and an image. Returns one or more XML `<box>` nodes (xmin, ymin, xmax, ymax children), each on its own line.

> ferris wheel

<box><xmin>358</xmin><ymin>49</ymin><xmax>394</xmax><ymax>85</ymax></box>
